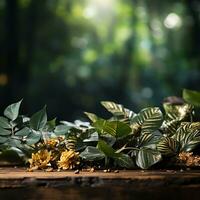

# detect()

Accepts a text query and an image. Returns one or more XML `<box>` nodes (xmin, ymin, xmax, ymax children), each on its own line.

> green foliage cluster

<box><xmin>0</xmin><ymin>89</ymin><xmax>200</xmax><ymax>169</ymax></box>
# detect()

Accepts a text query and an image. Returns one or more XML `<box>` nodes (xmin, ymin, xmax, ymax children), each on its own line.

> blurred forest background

<box><xmin>0</xmin><ymin>0</ymin><xmax>200</xmax><ymax>121</ymax></box>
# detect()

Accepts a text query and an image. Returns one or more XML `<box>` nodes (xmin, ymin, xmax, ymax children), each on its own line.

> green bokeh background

<box><xmin>0</xmin><ymin>0</ymin><xmax>199</xmax><ymax>120</ymax></box>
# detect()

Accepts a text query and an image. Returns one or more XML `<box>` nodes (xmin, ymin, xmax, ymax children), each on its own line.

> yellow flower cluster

<box><xmin>178</xmin><ymin>152</ymin><xmax>200</xmax><ymax>167</ymax></box>
<box><xmin>57</xmin><ymin>150</ymin><xmax>80</xmax><ymax>170</ymax></box>
<box><xmin>29</xmin><ymin>149</ymin><xmax>52</xmax><ymax>169</ymax></box>
<box><xmin>28</xmin><ymin>139</ymin><xmax>79</xmax><ymax>170</ymax></box>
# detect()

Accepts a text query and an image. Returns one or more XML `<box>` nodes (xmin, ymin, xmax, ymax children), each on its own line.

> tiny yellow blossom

<box><xmin>57</xmin><ymin>150</ymin><xmax>79</xmax><ymax>170</ymax></box>
<box><xmin>29</xmin><ymin>150</ymin><xmax>52</xmax><ymax>169</ymax></box>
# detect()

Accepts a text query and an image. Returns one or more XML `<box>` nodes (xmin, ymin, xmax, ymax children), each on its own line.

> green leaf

<box><xmin>0</xmin><ymin>127</ymin><xmax>11</xmax><ymax>136</ymax></box>
<box><xmin>80</xmin><ymin>146</ymin><xmax>105</xmax><ymax>161</ymax></box>
<box><xmin>101</xmin><ymin>101</ymin><xmax>136</xmax><ymax>119</ymax></box>
<box><xmin>97</xmin><ymin>140</ymin><xmax>116</xmax><ymax>157</ymax></box>
<box><xmin>161</xmin><ymin>119</ymin><xmax>180</xmax><ymax>136</ymax></box>
<box><xmin>183</xmin><ymin>89</ymin><xmax>200</xmax><ymax>107</ymax></box>
<box><xmin>157</xmin><ymin>137</ymin><xmax>179</xmax><ymax>156</ymax></box>
<box><xmin>173</xmin><ymin>123</ymin><xmax>200</xmax><ymax>152</ymax></box>
<box><xmin>93</xmin><ymin>119</ymin><xmax>131</xmax><ymax>138</ymax></box>
<box><xmin>136</xmin><ymin>148</ymin><xmax>162</xmax><ymax>169</ymax></box>
<box><xmin>84</xmin><ymin>112</ymin><xmax>98</xmax><ymax>122</ymax></box>
<box><xmin>163</xmin><ymin>103</ymin><xmax>193</xmax><ymax>121</ymax></box>
<box><xmin>45</xmin><ymin>118</ymin><xmax>57</xmax><ymax>131</ymax></box>
<box><xmin>30</xmin><ymin>106</ymin><xmax>47</xmax><ymax>130</ymax></box>
<box><xmin>138</xmin><ymin>132</ymin><xmax>161</xmax><ymax>148</ymax></box>
<box><xmin>25</xmin><ymin>130</ymin><xmax>41</xmax><ymax>145</ymax></box>
<box><xmin>114</xmin><ymin>154</ymin><xmax>134</xmax><ymax>168</ymax></box>
<box><xmin>0</xmin><ymin>116</ymin><xmax>11</xmax><ymax>129</ymax></box>
<box><xmin>83</xmin><ymin>132</ymin><xmax>99</xmax><ymax>142</ymax></box>
<box><xmin>4</xmin><ymin>100</ymin><xmax>22</xmax><ymax>121</ymax></box>
<box><xmin>132</xmin><ymin>107</ymin><xmax>163</xmax><ymax>134</ymax></box>
<box><xmin>54</xmin><ymin>125</ymin><xmax>71</xmax><ymax>135</ymax></box>
<box><xmin>0</xmin><ymin>136</ymin><xmax>8</xmax><ymax>143</ymax></box>
<box><xmin>15</xmin><ymin>127</ymin><xmax>31</xmax><ymax>136</ymax></box>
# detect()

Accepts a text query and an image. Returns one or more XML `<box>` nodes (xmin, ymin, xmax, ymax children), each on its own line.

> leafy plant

<box><xmin>0</xmin><ymin>89</ymin><xmax>200</xmax><ymax>170</ymax></box>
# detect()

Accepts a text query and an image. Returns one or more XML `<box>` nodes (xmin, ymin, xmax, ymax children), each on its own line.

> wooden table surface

<box><xmin>0</xmin><ymin>168</ymin><xmax>200</xmax><ymax>188</ymax></box>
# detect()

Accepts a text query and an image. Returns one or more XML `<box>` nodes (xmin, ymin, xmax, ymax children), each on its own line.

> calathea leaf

<box><xmin>173</xmin><ymin>124</ymin><xmax>200</xmax><ymax>152</ymax></box>
<box><xmin>157</xmin><ymin>137</ymin><xmax>179</xmax><ymax>156</ymax></box>
<box><xmin>132</xmin><ymin>107</ymin><xmax>163</xmax><ymax>134</ymax></box>
<box><xmin>101</xmin><ymin>101</ymin><xmax>136</xmax><ymax>119</ymax></box>
<box><xmin>0</xmin><ymin>127</ymin><xmax>11</xmax><ymax>136</ymax></box>
<box><xmin>93</xmin><ymin>119</ymin><xmax>131</xmax><ymax>138</ymax></box>
<box><xmin>183</xmin><ymin>89</ymin><xmax>200</xmax><ymax>107</ymax></box>
<box><xmin>138</xmin><ymin>132</ymin><xmax>161</xmax><ymax>148</ymax></box>
<box><xmin>136</xmin><ymin>148</ymin><xmax>162</xmax><ymax>169</ymax></box>
<box><xmin>160</xmin><ymin>119</ymin><xmax>180</xmax><ymax>136</ymax></box>
<box><xmin>114</xmin><ymin>153</ymin><xmax>134</xmax><ymax>168</ymax></box>
<box><xmin>4</xmin><ymin>99</ymin><xmax>22</xmax><ymax>121</ymax></box>
<box><xmin>80</xmin><ymin>146</ymin><xmax>105</xmax><ymax>161</ymax></box>
<box><xmin>163</xmin><ymin>103</ymin><xmax>193</xmax><ymax>121</ymax></box>
<box><xmin>0</xmin><ymin>116</ymin><xmax>11</xmax><ymax>129</ymax></box>
<box><xmin>84</xmin><ymin>112</ymin><xmax>98</xmax><ymax>122</ymax></box>
<box><xmin>30</xmin><ymin>106</ymin><xmax>47</xmax><ymax>130</ymax></box>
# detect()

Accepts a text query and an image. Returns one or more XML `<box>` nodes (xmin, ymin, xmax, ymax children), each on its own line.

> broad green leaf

<box><xmin>45</xmin><ymin>118</ymin><xmax>57</xmax><ymax>131</ymax></box>
<box><xmin>93</xmin><ymin>119</ymin><xmax>131</xmax><ymax>138</ymax></box>
<box><xmin>0</xmin><ymin>136</ymin><xmax>8</xmax><ymax>143</ymax></box>
<box><xmin>101</xmin><ymin>101</ymin><xmax>136</xmax><ymax>119</ymax></box>
<box><xmin>0</xmin><ymin>127</ymin><xmax>11</xmax><ymax>136</ymax></box>
<box><xmin>4</xmin><ymin>100</ymin><xmax>22</xmax><ymax>121</ymax></box>
<box><xmin>132</xmin><ymin>107</ymin><xmax>163</xmax><ymax>134</ymax></box>
<box><xmin>25</xmin><ymin>130</ymin><xmax>41</xmax><ymax>145</ymax></box>
<box><xmin>15</xmin><ymin>127</ymin><xmax>31</xmax><ymax>136</ymax></box>
<box><xmin>84</xmin><ymin>112</ymin><xmax>98</xmax><ymax>122</ymax></box>
<box><xmin>136</xmin><ymin>148</ymin><xmax>162</xmax><ymax>169</ymax></box>
<box><xmin>30</xmin><ymin>106</ymin><xmax>47</xmax><ymax>130</ymax></box>
<box><xmin>0</xmin><ymin>116</ymin><xmax>11</xmax><ymax>129</ymax></box>
<box><xmin>157</xmin><ymin>137</ymin><xmax>179</xmax><ymax>156</ymax></box>
<box><xmin>114</xmin><ymin>153</ymin><xmax>134</xmax><ymax>168</ymax></box>
<box><xmin>97</xmin><ymin>140</ymin><xmax>116</xmax><ymax>157</ymax></box>
<box><xmin>80</xmin><ymin>146</ymin><xmax>105</xmax><ymax>161</ymax></box>
<box><xmin>183</xmin><ymin>89</ymin><xmax>200</xmax><ymax>107</ymax></box>
<box><xmin>7</xmin><ymin>138</ymin><xmax>22</xmax><ymax>148</ymax></box>
<box><xmin>54</xmin><ymin>125</ymin><xmax>71</xmax><ymax>135</ymax></box>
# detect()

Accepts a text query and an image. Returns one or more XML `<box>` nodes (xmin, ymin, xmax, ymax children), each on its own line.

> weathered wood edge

<box><xmin>0</xmin><ymin>168</ymin><xmax>200</xmax><ymax>188</ymax></box>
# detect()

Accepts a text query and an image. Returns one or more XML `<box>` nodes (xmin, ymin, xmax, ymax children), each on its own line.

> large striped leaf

<box><xmin>137</xmin><ymin>132</ymin><xmax>162</xmax><ymax>148</ymax></box>
<box><xmin>157</xmin><ymin>137</ymin><xmax>179</xmax><ymax>156</ymax></box>
<box><xmin>177</xmin><ymin>122</ymin><xmax>200</xmax><ymax>134</ymax></box>
<box><xmin>136</xmin><ymin>148</ymin><xmax>162</xmax><ymax>169</ymax></box>
<box><xmin>160</xmin><ymin>119</ymin><xmax>180</xmax><ymax>136</ymax></box>
<box><xmin>163</xmin><ymin>103</ymin><xmax>193</xmax><ymax>121</ymax></box>
<box><xmin>132</xmin><ymin>107</ymin><xmax>163</xmax><ymax>134</ymax></box>
<box><xmin>173</xmin><ymin>123</ymin><xmax>200</xmax><ymax>151</ymax></box>
<box><xmin>101</xmin><ymin>101</ymin><xmax>136</xmax><ymax>119</ymax></box>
